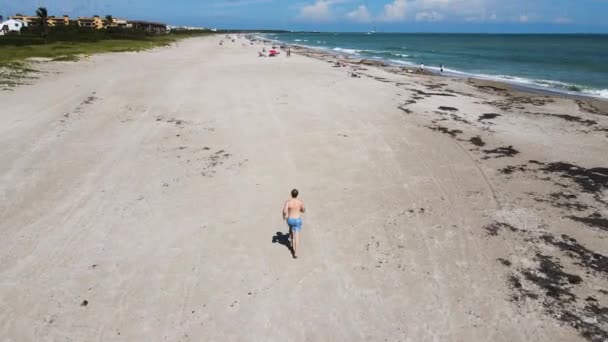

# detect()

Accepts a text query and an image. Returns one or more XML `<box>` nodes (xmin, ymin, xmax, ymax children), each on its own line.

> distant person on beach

<box><xmin>420</xmin><ymin>63</ymin><xmax>424</xmax><ymax>72</ymax></box>
<box><xmin>440</xmin><ymin>64</ymin><xmax>444</xmax><ymax>73</ymax></box>
<box><xmin>287</xmin><ymin>48</ymin><xmax>291</xmax><ymax>57</ymax></box>
<box><xmin>283</xmin><ymin>189</ymin><xmax>305</xmax><ymax>259</ymax></box>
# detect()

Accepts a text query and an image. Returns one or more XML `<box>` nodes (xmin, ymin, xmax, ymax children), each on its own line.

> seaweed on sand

<box><xmin>425</xmin><ymin>125</ymin><xmax>462</xmax><ymax>137</ymax></box>
<box><xmin>540</xmin><ymin>162</ymin><xmax>608</xmax><ymax>194</ymax></box>
<box><xmin>479</xmin><ymin>113</ymin><xmax>501</xmax><ymax>121</ymax></box>
<box><xmin>469</xmin><ymin>136</ymin><xmax>486</xmax><ymax>147</ymax></box>
<box><xmin>567</xmin><ymin>213</ymin><xmax>608</xmax><ymax>232</ymax></box>
<box><xmin>482</xmin><ymin>146</ymin><xmax>519</xmax><ymax>158</ymax></box>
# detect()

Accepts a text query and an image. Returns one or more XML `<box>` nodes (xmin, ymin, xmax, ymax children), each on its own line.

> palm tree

<box><xmin>105</xmin><ymin>15</ymin><xmax>113</xmax><ymax>28</ymax></box>
<box><xmin>36</xmin><ymin>7</ymin><xmax>49</xmax><ymax>43</ymax></box>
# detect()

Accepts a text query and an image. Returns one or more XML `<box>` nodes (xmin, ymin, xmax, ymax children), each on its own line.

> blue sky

<box><xmin>2</xmin><ymin>0</ymin><xmax>607</xmax><ymax>33</ymax></box>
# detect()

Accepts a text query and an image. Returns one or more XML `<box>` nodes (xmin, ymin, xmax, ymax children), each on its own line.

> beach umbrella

<box><xmin>269</xmin><ymin>49</ymin><xmax>278</xmax><ymax>54</ymax></box>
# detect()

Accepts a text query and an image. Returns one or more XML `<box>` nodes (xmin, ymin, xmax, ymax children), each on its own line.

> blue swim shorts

<box><xmin>287</xmin><ymin>217</ymin><xmax>303</xmax><ymax>232</ymax></box>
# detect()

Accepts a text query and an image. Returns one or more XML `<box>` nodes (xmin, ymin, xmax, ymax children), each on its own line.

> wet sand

<box><xmin>0</xmin><ymin>35</ymin><xmax>606</xmax><ymax>341</ymax></box>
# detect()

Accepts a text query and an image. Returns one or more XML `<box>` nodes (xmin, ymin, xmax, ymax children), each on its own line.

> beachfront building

<box><xmin>77</xmin><ymin>16</ymin><xmax>104</xmax><ymax>29</ymax></box>
<box><xmin>129</xmin><ymin>20</ymin><xmax>167</xmax><ymax>34</ymax></box>
<box><xmin>6</xmin><ymin>13</ymin><xmax>166</xmax><ymax>33</ymax></box>
<box><xmin>0</xmin><ymin>18</ymin><xmax>27</xmax><ymax>35</ymax></box>
<box><xmin>9</xmin><ymin>15</ymin><xmax>39</xmax><ymax>26</ymax></box>
<box><xmin>47</xmin><ymin>15</ymin><xmax>70</xmax><ymax>26</ymax></box>
<box><xmin>9</xmin><ymin>14</ymin><xmax>70</xmax><ymax>27</ymax></box>
<box><xmin>109</xmin><ymin>18</ymin><xmax>131</xmax><ymax>28</ymax></box>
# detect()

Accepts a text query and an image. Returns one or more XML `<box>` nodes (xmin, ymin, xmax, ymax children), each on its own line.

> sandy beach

<box><xmin>0</xmin><ymin>35</ymin><xmax>606</xmax><ymax>341</ymax></box>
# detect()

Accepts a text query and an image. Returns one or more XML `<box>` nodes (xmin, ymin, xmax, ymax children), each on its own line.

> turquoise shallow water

<box><xmin>261</xmin><ymin>33</ymin><xmax>608</xmax><ymax>99</ymax></box>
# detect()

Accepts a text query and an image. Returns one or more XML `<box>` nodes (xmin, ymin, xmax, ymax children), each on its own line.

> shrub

<box><xmin>0</xmin><ymin>35</ymin><xmax>44</xmax><ymax>46</ymax></box>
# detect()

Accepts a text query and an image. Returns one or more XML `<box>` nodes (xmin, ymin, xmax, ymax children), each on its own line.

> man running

<box><xmin>283</xmin><ymin>189</ymin><xmax>305</xmax><ymax>259</ymax></box>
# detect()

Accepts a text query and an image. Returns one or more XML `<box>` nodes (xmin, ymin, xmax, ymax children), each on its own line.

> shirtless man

<box><xmin>283</xmin><ymin>189</ymin><xmax>305</xmax><ymax>259</ymax></box>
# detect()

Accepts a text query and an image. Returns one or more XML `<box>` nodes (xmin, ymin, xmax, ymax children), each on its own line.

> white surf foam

<box><xmin>332</xmin><ymin>47</ymin><xmax>361</xmax><ymax>55</ymax></box>
<box><xmin>389</xmin><ymin>59</ymin><xmax>416</xmax><ymax>66</ymax></box>
<box><xmin>585</xmin><ymin>89</ymin><xmax>608</xmax><ymax>98</ymax></box>
<box><xmin>268</xmin><ymin>36</ymin><xmax>608</xmax><ymax>100</ymax></box>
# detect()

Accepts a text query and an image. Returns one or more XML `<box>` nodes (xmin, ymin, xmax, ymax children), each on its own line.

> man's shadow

<box><xmin>272</xmin><ymin>230</ymin><xmax>293</xmax><ymax>256</ymax></box>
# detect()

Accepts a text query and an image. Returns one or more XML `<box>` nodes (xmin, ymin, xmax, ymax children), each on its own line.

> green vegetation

<box><xmin>36</xmin><ymin>7</ymin><xmax>49</xmax><ymax>43</ymax></box>
<box><xmin>0</xmin><ymin>35</ymin><xmax>182</xmax><ymax>89</ymax></box>
<box><xmin>0</xmin><ymin>36</ymin><xmax>181</xmax><ymax>89</ymax></box>
<box><xmin>2</xmin><ymin>24</ymin><xmax>175</xmax><ymax>45</ymax></box>
<box><xmin>0</xmin><ymin>61</ymin><xmax>40</xmax><ymax>90</ymax></box>
<box><xmin>0</xmin><ymin>12</ymin><xmax>213</xmax><ymax>89</ymax></box>
<box><xmin>0</xmin><ymin>23</ymin><xmax>213</xmax><ymax>62</ymax></box>
<box><xmin>0</xmin><ymin>36</ymin><xmax>178</xmax><ymax>63</ymax></box>
<box><xmin>169</xmin><ymin>28</ymin><xmax>217</xmax><ymax>36</ymax></box>
<box><xmin>0</xmin><ymin>6</ymin><xmax>216</xmax><ymax>90</ymax></box>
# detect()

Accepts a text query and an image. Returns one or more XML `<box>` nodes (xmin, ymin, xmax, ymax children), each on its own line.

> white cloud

<box><xmin>416</xmin><ymin>11</ymin><xmax>444</xmax><ymax>22</ymax></box>
<box><xmin>299</xmin><ymin>0</ymin><xmax>333</xmax><ymax>21</ymax></box>
<box><xmin>347</xmin><ymin>5</ymin><xmax>371</xmax><ymax>23</ymax></box>
<box><xmin>554</xmin><ymin>17</ymin><xmax>573</xmax><ymax>24</ymax></box>
<box><xmin>376</xmin><ymin>0</ymin><xmax>484</xmax><ymax>23</ymax></box>
<box><xmin>380</xmin><ymin>0</ymin><xmax>408</xmax><ymax>22</ymax></box>
<box><xmin>210</xmin><ymin>0</ymin><xmax>274</xmax><ymax>8</ymax></box>
<box><xmin>464</xmin><ymin>12</ymin><xmax>497</xmax><ymax>23</ymax></box>
<box><xmin>417</xmin><ymin>0</ymin><xmax>451</xmax><ymax>6</ymax></box>
<box><xmin>509</xmin><ymin>13</ymin><xmax>542</xmax><ymax>23</ymax></box>
<box><xmin>296</xmin><ymin>0</ymin><xmax>563</xmax><ymax>25</ymax></box>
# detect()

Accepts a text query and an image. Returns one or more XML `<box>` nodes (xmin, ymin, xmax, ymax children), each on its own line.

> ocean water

<box><xmin>261</xmin><ymin>33</ymin><xmax>608</xmax><ymax>99</ymax></box>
